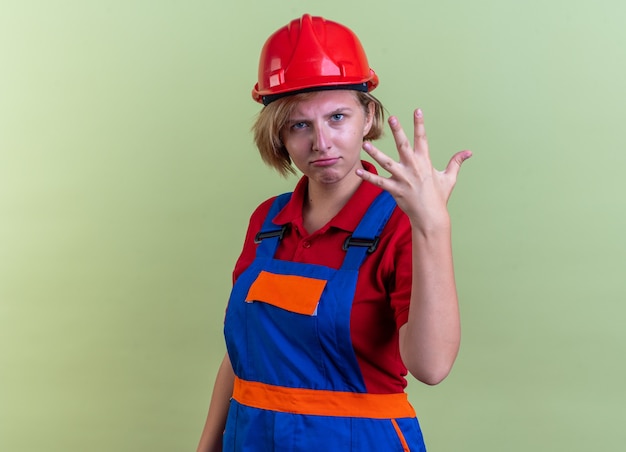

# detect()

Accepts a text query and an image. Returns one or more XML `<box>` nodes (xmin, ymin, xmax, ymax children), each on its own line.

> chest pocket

<box><xmin>245</xmin><ymin>270</ymin><xmax>327</xmax><ymax>316</ymax></box>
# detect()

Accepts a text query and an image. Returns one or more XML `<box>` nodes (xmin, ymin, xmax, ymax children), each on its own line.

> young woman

<box><xmin>197</xmin><ymin>14</ymin><xmax>471</xmax><ymax>451</ymax></box>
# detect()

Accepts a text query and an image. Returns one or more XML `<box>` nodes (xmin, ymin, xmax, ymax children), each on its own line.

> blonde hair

<box><xmin>252</xmin><ymin>91</ymin><xmax>385</xmax><ymax>177</ymax></box>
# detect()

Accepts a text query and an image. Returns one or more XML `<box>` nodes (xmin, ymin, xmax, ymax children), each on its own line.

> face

<box><xmin>280</xmin><ymin>90</ymin><xmax>374</xmax><ymax>189</ymax></box>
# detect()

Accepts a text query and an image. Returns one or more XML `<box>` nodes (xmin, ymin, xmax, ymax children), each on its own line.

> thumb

<box><xmin>445</xmin><ymin>150</ymin><xmax>473</xmax><ymax>179</ymax></box>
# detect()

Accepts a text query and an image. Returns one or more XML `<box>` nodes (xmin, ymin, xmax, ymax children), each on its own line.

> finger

<box><xmin>355</xmin><ymin>165</ymin><xmax>388</xmax><ymax>189</ymax></box>
<box><xmin>362</xmin><ymin>141</ymin><xmax>397</xmax><ymax>174</ymax></box>
<box><xmin>444</xmin><ymin>150</ymin><xmax>473</xmax><ymax>179</ymax></box>
<box><xmin>414</xmin><ymin>108</ymin><xmax>430</xmax><ymax>158</ymax></box>
<box><xmin>387</xmin><ymin>116</ymin><xmax>413</xmax><ymax>162</ymax></box>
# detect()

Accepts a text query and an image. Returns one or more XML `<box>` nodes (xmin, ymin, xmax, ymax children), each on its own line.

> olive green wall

<box><xmin>2</xmin><ymin>1</ymin><xmax>625</xmax><ymax>450</ymax></box>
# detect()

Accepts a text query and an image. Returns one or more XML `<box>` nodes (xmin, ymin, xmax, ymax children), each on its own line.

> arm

<box><xmin>196</xmin><ymin>353</ymin><xmax>235</xmax><ymax>452</ymax></box>
<box><xmin>357</xmin><ymin>108</ymin><xmax>471</xmax><ymax>385</ymax></box>
<box><xmin>399</xmin><ymin>217</ymin><xmax>459</xmax><ymax>385</ymax></box>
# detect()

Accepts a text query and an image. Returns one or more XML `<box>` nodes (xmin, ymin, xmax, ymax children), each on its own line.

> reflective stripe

<box><xmin>232</xmin><ymin>377</ymin><xmax>416</xmax><ymax>419</ymax></box>
<box><xmin>391</xmin><ymin>419</ymin><xmax>411</xmax><ymax>451</ymax></box>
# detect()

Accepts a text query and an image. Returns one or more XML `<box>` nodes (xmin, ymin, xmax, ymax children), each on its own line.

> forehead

<box><xmin>289</xmin><ymin>90</ymin><xmax>361</xmax><ymax>116</ymax></box>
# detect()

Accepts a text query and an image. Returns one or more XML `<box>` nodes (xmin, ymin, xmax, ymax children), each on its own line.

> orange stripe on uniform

<box><xmin>391</xmin><ymin>418</ymin><xmax>411</xmax><ymax>451</ymax></box>
<box><xmin>245</xmin><ymin>271</ymin><xmax>327</xmax><ymax>315</ymax></box>
<box><xmin>232</xmin><ymin>377</ymin><xmax>416</xmax><ymax>419</ymax></box>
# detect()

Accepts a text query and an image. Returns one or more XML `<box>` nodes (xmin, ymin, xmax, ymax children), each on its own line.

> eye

<box><xmin>290</xmin><ymin>121</ymin><xmax>308</xmax><ymax>130</ymax></box>
<box><xmin>330</xmin><ymin>113</ymin><xmax>344</xmax><ymax>122</ymax></box>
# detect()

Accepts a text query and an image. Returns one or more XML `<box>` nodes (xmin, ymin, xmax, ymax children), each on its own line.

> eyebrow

<box><xmin>288</xmin><ymin>107</ymin><xmax>354</xmax><ymax>124</ymax></box>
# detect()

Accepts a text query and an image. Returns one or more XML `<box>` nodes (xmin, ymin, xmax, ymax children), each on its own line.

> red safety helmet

<box><xmin>252</xmin><ymin>14</ymin><xmax>379</xmax><ymax>105</ymax></box>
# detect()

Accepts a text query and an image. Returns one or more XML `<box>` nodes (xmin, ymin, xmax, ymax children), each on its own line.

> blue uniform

<box><xmin>223</xmin><ymin>191</ymin><xmax>426</xmax><ymax>451</ymax></box>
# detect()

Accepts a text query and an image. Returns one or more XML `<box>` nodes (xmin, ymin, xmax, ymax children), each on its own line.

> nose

<box><xmin>312</xmin><ymin>124</ymin><xmax>331</xmax><ymax>152</ymax></box>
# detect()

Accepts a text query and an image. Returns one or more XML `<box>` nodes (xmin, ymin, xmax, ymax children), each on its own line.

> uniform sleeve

<box><xmin>231</xmin><ymin>197</ymin><xmax>276</xmax><ymax>285</ymax></box>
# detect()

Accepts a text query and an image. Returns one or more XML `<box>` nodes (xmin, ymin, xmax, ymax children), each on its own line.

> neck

<box><xmin>302</xmin><ymin>172</ymin><xmax>362</xmax><ymax>234</ymax></box>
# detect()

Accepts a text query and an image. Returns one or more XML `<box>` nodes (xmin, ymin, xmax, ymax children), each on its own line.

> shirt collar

<box><xmin>273</xmin><ymin>161</ymin><xmax>383</xmax><ymax>233</ymax></box>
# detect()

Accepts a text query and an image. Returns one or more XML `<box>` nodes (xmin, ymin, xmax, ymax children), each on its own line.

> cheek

<box><xmin>348</xmin><ymin>127</ymin><xmax>366</xmax><ymax>144</ymax></box>
<box><xmin>283</xmin><ymin>129</ymin><xmax>314</xmax><ymax>150</ymax></box>
<box><xmin>282</xmin><ymin>137</ymin><xmax>307</xmax><ymax>161</ymax></box>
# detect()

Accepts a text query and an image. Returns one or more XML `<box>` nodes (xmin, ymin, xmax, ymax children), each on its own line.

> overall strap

<box><xmin>254</xmin><ymin>192</ymin><xmax>292</xmax><ymax>258</ymax></box>
<box><xmin>341</xmin><ymin>191</ymin><xmax>397</xmax><ymax>271</ymax></box>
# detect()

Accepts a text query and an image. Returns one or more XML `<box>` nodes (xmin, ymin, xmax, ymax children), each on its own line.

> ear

<box><xmin>363</xmin><ymin>101</ymin><xmax>375</xmax><ymax>137</ymax></box>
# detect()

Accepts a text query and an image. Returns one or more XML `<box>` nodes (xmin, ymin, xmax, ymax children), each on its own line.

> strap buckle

<box><xmin>342</xmin><ymin>236</ymin><xmax>380</xmax><ymax>254</ymax></box>
<box><xmin>254</xmin><ymin>225</ymin><xmax>288</xmax><ymax>244</ymax></box>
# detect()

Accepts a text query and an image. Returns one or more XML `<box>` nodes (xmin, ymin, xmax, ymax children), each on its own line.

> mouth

<box><xmin>310</xmin><ymin>157</ymin><xmax>340</xmax><ymax>167</ymax></box>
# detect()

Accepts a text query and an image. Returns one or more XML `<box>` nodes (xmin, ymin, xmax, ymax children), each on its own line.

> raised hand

<box><xmin>357</xmin><ymin>108</ymin><xmax>471</xmax><ymax>232</ymax></box>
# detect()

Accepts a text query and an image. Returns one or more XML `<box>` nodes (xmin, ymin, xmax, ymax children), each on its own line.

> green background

<box><xmin>2</xmin><ymin>0</ymin><xmax>625</xmax><ymax>450</ymax></box>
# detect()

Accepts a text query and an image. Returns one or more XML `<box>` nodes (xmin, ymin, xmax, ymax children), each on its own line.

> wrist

<box><xmin>409</xmin><ymin>212</ymin><xmax>451</xmax><ymax>238</ymax></box>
